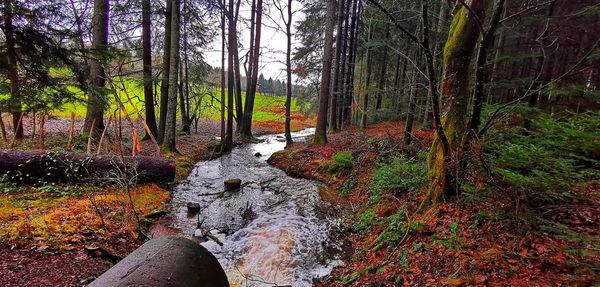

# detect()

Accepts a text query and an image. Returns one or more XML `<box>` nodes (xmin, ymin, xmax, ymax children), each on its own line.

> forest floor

<box><xmin>0</xmin><ymin>110</ymin><xmax>313</xmax><ymax>286</ymax></box>
<box><xmin>269</xmin><ymin>118</ymin><xmax>600</xmax><ymax>286</ymax></box>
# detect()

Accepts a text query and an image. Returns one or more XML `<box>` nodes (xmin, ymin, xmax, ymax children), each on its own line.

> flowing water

<box><xmin>161</xmin><ymin>129</ymin><xmax>347</xmax><ymax>286</ymax></box>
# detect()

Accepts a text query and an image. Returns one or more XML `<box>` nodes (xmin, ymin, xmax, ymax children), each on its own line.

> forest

<box><xmin>0</xmin><ymin>0</ymin><xmax>599</xmax><ymax>286</ymax></box>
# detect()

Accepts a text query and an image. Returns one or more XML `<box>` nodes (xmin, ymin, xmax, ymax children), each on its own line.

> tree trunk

<box><xmin>329</xmin><ymin>0</ymin><xmax>346</xmax><ymax>132</ymax></box>
<box><xmin>529</xmin><ymin>1</ymin><xmax>556</xmax><ymax>107</ymax></box>
<box><xmin>423</xmin><ymin>0</ymin><xmax>450</xmax><ymax>129</ymax></box>
<box><xmin>361</xmin><ymin>20</ymin><xmax>374</xmax><ymax>130</ymax></box>
<box><xmin>0</xmin><ymin>150</ymin><xmax>176</xmax><ymax>184</ymax></box>
<box><xmin>178</xmin><ymin>65</ymin><xmax>190</xmax><ymax>135</ymax></box>
<box><xmin>313</xmin><ymin>0</ymin><xmax>336</xmax><ymax>144</ymax></box>
<box><xmin>232</xmin><ymin>0</ymin><xmax>244</xmax><ymax>130</ymax></box>
<box><xmin>342</xmin><ymin>0</ymin><xmax>359</xmax><ymax>126</ymax></box>
<box><xmin>376</xmin><ymin>24</ymin><xmax>390</xmax><ymax>110</ymax></box>
<box><xmin>403</xmin><ymin>57</ymin><xmax>418</xmax><ymax>145</ymax></box>
<box><xmin>240</xmin><ymin>0</ymin><xmax>263</xmax><ymax>139</ymax></box>
<box><xmin>469</xmin><ymin>0</ymin><xmax>505</xmax><ymax>138</ymax></box>
<box><xmin>142</xmin><ymin>0</ymin><xmax>158</xmax><ymax>139</ymax></box>
<box><xmin>245</xmin><ymin>0</ymin><xmax>257</xmax><ymax>119</ymax></box>
<box><xmin>223</xmin><ymin>0</ymin><xmax>235</xmax><ymax>153</ymax></box>
<box><xmin>220</xmin><ymin>0</ymin><xmax>226</xmax><ymax>148</ymax></box>
<box><xmin>84</xmin><ymin>0</ymin><xmax>109</xmax><ymax>141</ymax></box>
<box><xmin>284</xmin><ymin>0</ymin><xmax>293</xmax><ymax>145</ymax></box>
<box><xmin>158</xmin><ymin>0</ymin><xmax>172</xmax><ymax>144</ymax></box>
<box><xmin>3</xmin><ymin>0</ymin><xmax>23</xmax><ymax>140</ymax></box>
<box><xmin>338</xmin><ymin>0</ymin><xmax>352</xmax><ymax>129</ymax></box>
<box><xmin>424</xmin><ymin>0</ymin><xmax>486</xmax><ymax>207</ymax></box>
<box><xmin>164</xmin><ymin>0</ymin><xmax>181</xmax><ymax>152</ymax></box>
<box><xmin>0</xmin><ymin>113</ymin><xmax>6</xmax><ymax>141</ymax></box>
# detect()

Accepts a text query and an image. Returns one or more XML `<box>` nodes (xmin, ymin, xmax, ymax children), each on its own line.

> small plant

<box><xmin>355</xmin><ymin>208</ymin><xmax>378</xmax><ymax>232</ymax></box>
<box><xmin>371</xmin><ymin>207</ymin><xmax>409</xmax><ymax>251</ymax></box>
<box><xmin>0</xmin><ymin>180</ymin><xmax>26</xmax><ymax>194</ymax></box>
<box><xmin>36</xmin><ymin>185</ymin><xmax>85</xmax><ymax>197</ymax></box>
<box><xmin>340</xmin><ymin>178</ymin><xmax>356</xmax><ymax>197</ymax></box>
<box><xmin>397</xmin><ymin>248</ymin><xmax>409</xmax><ymax>270</ymax></box>
<box><xmin>370</xmin><ymin>155</ymin><xmax>426</xmax><ymax>202</ymax></box>
<box><xmin>328</xmin><ymin>151</ymin><xmax>354</xmax><ymax>173</ymax></box>
<box><xmin>449</xmin><ymin>222</ymin><xmax>460</xmax><ymax>236</ymax></box>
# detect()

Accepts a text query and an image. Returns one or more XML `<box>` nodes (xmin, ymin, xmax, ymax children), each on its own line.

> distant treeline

<box><xmin>205</xmin><ymin>66</ymin><xmax>304</xmax><ymax>97</ymax></box>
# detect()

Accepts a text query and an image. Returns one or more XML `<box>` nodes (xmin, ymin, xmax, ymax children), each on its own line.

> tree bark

<box><xmin>84</xmin><ymin>0</ymin><xmax>110</xmax><ymax>141</ymax></box>
<box><xmin>361</xmin><ymin>20</ymin><xmax>374</xmax><ymax>130</ymax></box>
<box><xmin>142</xmin><ymin>0</ymin><xmax>158</xmax><ymax>139</ymax></box>
<box><xmin>338</xmin><ymin>0</ymin><xmax>352</xmax><ymax>129</ymax></box>
<box><xmin>3</xmin><ymin>0</ymin><xmax>23</xmax><ymax>140</ymax></box>
<box><xmin>178</xmin><ymin>64</ymin><xmax>190</xmax><ymax>134</ymax></box>
<box><xmin>240</xmin><ymin>0</ymin><xmax>263</xmax><ymax>139</ymax></box>
<box><xmin>342</xmin><ymin>0</ymin><xmax>359</xmax><ymax>126</ymax></box>
<box><xmin>329</xmin><ymin>0</ymin><xmax>346</xmax><ymax>132</ymax></box>
<box><xmin>158</xmin><ymin>0</ymin><xmax>172</xmax><ymax>144</ymax></box>
<box><xmin>313</xmin><ymin>0</ymin><xmax>336</xmax><ymax>143</ymax></box>
<box><xmin>220</xmin><ymin>0</ymin><xmax>226</xmax><ymax>148</ymax></box>
<box><xmin>223</xmin><ymin>0</ymin><xmax>235</xmax><ymax>153</ymax></box>
<box><xmin>528</xmin><ymin>1</ymin><xmax>556</xmax><ymax>107</ymax></box>
<box><xmin>423</xmin><ymin>0</ymin><xmax>450</xmax><ymax>128</ymax></box>
<box><xmin>424</xmin><ymin>0</ymin><xmax>486</xmax><ymax>207</ymax></box>
<box><xmin>469</xmin><ymin>0</ymin><xmax>505</xmax><ymax>138</ymax></box>
<box><xmin>376</xmin><ymin>24</ymin><xmax>390</xmax><ymax>110</ymax></box>
<box><xmin>232</xmin><ymin>0</ymin><xmax>244</xmax><ymax>130</ymax></box>
<box><xmin>164</xmin><ymin>0</ymin><xmax>181</xmax><ymax>152</ymax></box>
<box><xmin>284</xmin><ymin>0</ymin><xmax>293</xmax><ymax>145</ymax></box>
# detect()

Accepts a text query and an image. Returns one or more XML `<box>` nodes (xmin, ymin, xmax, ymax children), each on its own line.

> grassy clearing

<box><xmin>50</xmin><ymin>78</ymin><xmax>307</xmax><ymax>125</ymax></box>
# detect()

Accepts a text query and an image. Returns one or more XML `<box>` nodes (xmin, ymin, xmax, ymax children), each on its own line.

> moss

<box><xmin>0</xmin><ymin>184</ymin><xmax>171</xmax><ymax>250</ymax></box>
<box><xmin>425</xmin><ymin>2</ymin><xmax>483</xmax><ymax>208</ymax></box>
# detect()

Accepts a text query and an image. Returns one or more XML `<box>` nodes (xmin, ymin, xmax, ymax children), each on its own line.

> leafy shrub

<box><xmin>328</xmin><ymin>151</ymin><xmax>354</xmax><ymax>173</ymax></box>
<box><xmin>370</xmin><ymin>155</ymin><xmax>426</xmax><ymax>203</ymax></box>
<box><xmin>486</xmin><ymin>112</ymin><xmax>600</xmax><ymax>205</ymax></box>
<box><xmin>355</xmin><ymin>208</ymin><xmax>378</xmax><ymax>232</ymax></box>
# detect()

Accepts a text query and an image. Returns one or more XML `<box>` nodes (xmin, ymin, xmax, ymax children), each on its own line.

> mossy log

<box><xmin>0</xmin><ymin>150</ymin><xmax>176</xmax><ymax>184</ymax></box>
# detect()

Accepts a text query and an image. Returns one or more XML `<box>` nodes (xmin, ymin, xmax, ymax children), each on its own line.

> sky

<box><xmin>203</xmin><ymin>0</ymin><xmax>305</xmax><ymax>82</ymax></box>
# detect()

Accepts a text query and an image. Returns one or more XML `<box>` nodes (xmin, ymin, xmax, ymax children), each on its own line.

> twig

<box><xmin>86</xmin><ymin>118</ymin><xmax>96</xmax><ymax>155</ymax></box>
<box><xmin>67</xmin><ymin>112</ymin><xmax>75</xmax><ymax>151</ymax></box>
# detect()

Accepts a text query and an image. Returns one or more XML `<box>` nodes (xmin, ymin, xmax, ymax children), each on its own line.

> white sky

<box><xmin>203</xmin><ymin>0</ymin><xmax>305</xmax><ymax>82</ymax></box>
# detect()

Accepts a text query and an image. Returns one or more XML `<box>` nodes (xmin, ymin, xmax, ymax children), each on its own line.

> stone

<box><xmin>224</xmin><ymin>178</ymin><xmax>242</xmax><ymax>192</ymax></box>
<box><xmin>187</xmin><ymin>202</ymin><xmax>201</xmax><ymax>213</ymax></box>
<box><xmin>89</xmin><ymin>237</ymin><xmax>229</xmax><ymax>287</ymax></box>
<box><xmin>254</xmin><ymin>152</ymin><xmax>262</xmax><ymax>157</ymax></box>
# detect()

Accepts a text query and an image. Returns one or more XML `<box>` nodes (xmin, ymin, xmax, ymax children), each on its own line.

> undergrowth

<box><xmin>485</xmin><ymin>110</ymin><xmax>600</xmax><ymax>206</ymax></box>
<box><xmin>369</xmin><ymin>155</ymin><xmax>426</xmax><ymax>204</ymax></box>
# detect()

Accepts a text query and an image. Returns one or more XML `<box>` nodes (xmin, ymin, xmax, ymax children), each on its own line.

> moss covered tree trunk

<box><xmin>424</xmin><ymin>1</ymin><xmax>486</xmax><ymax>206</ymax></box>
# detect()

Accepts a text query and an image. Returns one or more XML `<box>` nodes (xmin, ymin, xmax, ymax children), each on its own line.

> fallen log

<box><xmin>0</xmin><ymin>150</ymin><xmax>176</xmax><ymax>184</ymax></box>
<box><xmin>89</xmin><ymin>237</ymin><xmax>229</xmax><ymax>287</ymax></box>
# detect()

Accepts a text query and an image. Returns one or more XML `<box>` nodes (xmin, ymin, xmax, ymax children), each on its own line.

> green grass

<box><xmin>48</xmin><ymin>78</ymin><xmax>304</xmax><ymax>123</ymax></box>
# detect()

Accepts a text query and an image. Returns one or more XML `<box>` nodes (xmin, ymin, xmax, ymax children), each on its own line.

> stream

<box><xmin>159</xmin><ymin>128</ymin><xmax>347</xmax><ymax>287</ymax></box>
